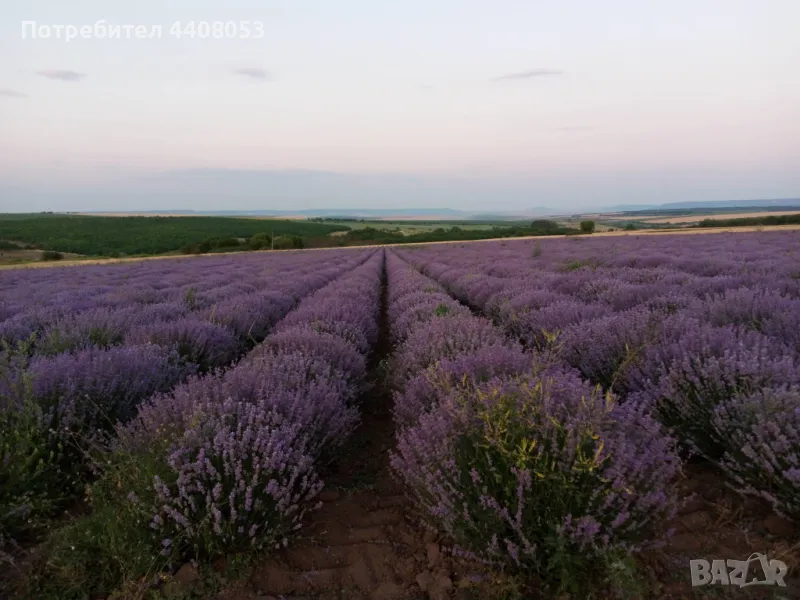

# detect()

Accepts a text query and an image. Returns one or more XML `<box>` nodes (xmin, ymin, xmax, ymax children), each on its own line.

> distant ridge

<box><xmin>78</xmin><ymin>208</ymin><xmax>463</xmax><ymax>216</ymax></box>
<box><xmin>601</xmin><ymin>198</ymin><xmax>800</xmax><ymax>212</ymax></box>
<box><xmin>56</xmin><ymin>197</ymin><xmax>800</xmax><ymax>219</ymax></box>
<box><xmin>75</xmin><ymin>208</ymin><xmax>512</xmax><ymax>220</ymax></box>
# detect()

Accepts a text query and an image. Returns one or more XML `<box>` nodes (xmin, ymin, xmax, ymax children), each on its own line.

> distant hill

<box><xmin>660</xmin><ymin>198</ymin><xmax>800</xmax><ymax>209</ymax></box>
<box><xmin>38</xmin><ymin>197</ymin><xmax>800</xmax><ymax>220</ymax></box>
<box><xmin>602</xmin><ymin>198</ymin><xmax>800</xmax><ymax>213</ymax></box>
<box><xmin>78</xmin><ymin>208</ymin><xmax>470</xmax><ymax>219</ymax></box>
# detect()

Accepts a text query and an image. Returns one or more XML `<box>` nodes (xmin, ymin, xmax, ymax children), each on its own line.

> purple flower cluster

<box><xmin>557</xmin><ymin>305</ymin><xmax>663</xmax><ymax>392</ymax></box>
<box><xmin>386</xmin><ymin>252</ymin><xmax>526</xmax><ymax>428</ymax></box>
<box><xmin>142</xmin><ymin>396</ymin><xmax>323</xmax><ymax>555</ymax></box>
<box><xmin>712</xmin><ymin>387</ymin><xmax>800</xmax><ymax>518</ymax></box>
<box><xmin>26</xmin><ymin>344</ymin><xmax>195</xmax><ymax>452</ymax></box>
<box><xmin>628</xmin><ymin>316</ymin><xmax>799</xmax><ymax>458</ymax></box>
<box><xmin>118</xmin><ymin>250</ymin><xmax>384</xmax><ymax>555</ymax></box>
<box><xmin>391</xmin><ymin>366</ymin><xmax>680</xmax><ymax>571</ymax></box>
<box><xmin>695</xmin><ymin>287</ymin><xmax>800</xmax><ymax>350</ymax></box>
<box><xmin>125</xmin><ymin>317</ymin><xmax>242</xmax><ymax>372</ymax></box>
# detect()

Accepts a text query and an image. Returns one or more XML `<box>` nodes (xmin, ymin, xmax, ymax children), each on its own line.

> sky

<box><xmin>1</xmin><ymin>0</ymin><xmax>799</xmax><ymax>213</ymax></box>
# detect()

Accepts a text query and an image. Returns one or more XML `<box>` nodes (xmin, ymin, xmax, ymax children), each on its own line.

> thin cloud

<box><xmin>493</xmin><ymin>69</ymin><xmax>563</xmax><ymax>81</ymax></box>
<box><xmin>550</xmin><ymin>125</ymin><xmax>593</xmax><ymax>132</ymax></box>
<box><xmin>0</xmin><ymin>88</ymin><xmax>28</xmax><ymax>98</ymax></box>
<box><xmin>232</xmin><ymin>67</ymin><xmax>270</xmax><ymax>80</ymax></box>
<box><xmin>37</xmin><ymin>69</ymin><xmax>86</xmax><ymax>82</ymax></box>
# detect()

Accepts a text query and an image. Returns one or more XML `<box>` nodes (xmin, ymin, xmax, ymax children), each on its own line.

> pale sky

<box><xmin>1</xmin><ymin>0</ymin><xmax>799</xmax><ymax>212</ymax></box>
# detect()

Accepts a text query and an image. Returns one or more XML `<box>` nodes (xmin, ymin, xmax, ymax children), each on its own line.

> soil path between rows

<box><xmin>229</xmin><ymin>259</ymin><xmax>459</xmax><ymax>600</ymax></box>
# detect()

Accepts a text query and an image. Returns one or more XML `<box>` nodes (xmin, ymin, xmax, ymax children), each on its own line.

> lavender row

<box><xmin>395</xmin><ymin>235</ymin><xmax>800</xmax><ymax>520</ymax></box>
<box><xmin>105</xmin><ymin>250</ymin><xmax>385</xmax><ymax>558</ymax></box>
<box><xmin>0</xmin><ymin>249</ymin><xmax>372</xmax><ymax>543</ymax></box>
<box><xmin>2</xmin><ymin>249</ymin><xmax>372</xmax><ymax>456</ymax></box>
<box><xmin>0</xmin><ymin>250</ymin><xmax>355</xmax><ymax>314</ymax></box>
<box><xmin>384</xmin><ymin>250</ymin><xmax>681</xmax><ymax>583</ymax></box>
<box><xmin>0</xmin><ymin>249</ymin><xmax>365</xmax><ymax>353</ymax></box>
<box><xmin>395</xmin><ymin>237</ymin><xmax>800</xmax><ymax>355</ymax></box>
<box><xmin>401</xmin><ymin>231</ymin><xmax>800</xmax><ymax>293</ymax></box>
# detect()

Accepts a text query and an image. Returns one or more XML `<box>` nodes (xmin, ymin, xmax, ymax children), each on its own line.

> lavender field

<box><xmin>2</xmin><ymin>231</ymin><xmax>799</xmax><ymax>598</ymax></box>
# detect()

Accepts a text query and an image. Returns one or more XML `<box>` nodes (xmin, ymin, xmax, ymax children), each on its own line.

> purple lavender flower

<box><xmin>391</xmin><ymin>367</ymin><xmax>681</xmax><ymax>572</ymax></box>
<box><xmin>126</xmin><ymin>317</ymin><xmax>241</xmax><ymax>371</ymax></box>
<box><xmin>626</xmin><ymin>315</ymin><xmax>799</xmax><ymax>458</ymax></box>
<box><xmin>713</xmin><ymin>387</ymin><xmax>800</xmax><ymax>518</ymax></box>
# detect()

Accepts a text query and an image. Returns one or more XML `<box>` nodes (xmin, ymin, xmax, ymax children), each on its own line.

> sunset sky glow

<box><xmin>1</xmin><ymin>0</ymin><xmax>799</xmax><ymax>211</ymax></box>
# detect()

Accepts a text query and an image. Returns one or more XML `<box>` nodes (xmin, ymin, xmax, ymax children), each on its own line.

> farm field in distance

<box><xmin>1</xmin><ymin>229</ymin><xmax>799</xmax><ymax>599</ymax></box>
<box><xmin>0</xmin><ymin>213</ymin><xmax>575</xmax><ymax>266</ymax></box>
<box><xmin>5</xmin><ymin>208</ymin><xmax>800</xmax><ymax>268</ymax></box>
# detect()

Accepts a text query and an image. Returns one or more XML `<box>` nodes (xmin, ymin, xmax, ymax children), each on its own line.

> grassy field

<box><xmin>0</xmin><ymin>248</ymin><xmax>85</xmax><ymax>266</ymax></box>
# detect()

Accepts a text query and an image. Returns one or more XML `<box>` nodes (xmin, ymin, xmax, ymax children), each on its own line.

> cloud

<box><xmin>492</xmin><ymin>69</ymin><xmax>563</xmax><ymax>81</ymax></box>
<box><xmin>232</xmin><ymin>67</ymin><xmax>270</xmax><ymax>80</ymax></box>
<box><xmin>0</xmin><ymin>89</ymin><xmax>28</xmax><ymax>98</ymax></box>
<box><xmin>37</xmin><ymin>69</ymin><xmax>86</xmax><ymax>82</ymax></box>
<box><xmin>549</xmin><ymin>125</ymin><xmax>593</xmax><ymax>132</ymax></box>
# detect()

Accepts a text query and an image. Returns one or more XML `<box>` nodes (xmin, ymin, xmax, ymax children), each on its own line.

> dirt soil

<box><xmin>226</xmin><ymin>271</ymin><xmax>459</xmax><ymax>600</ymax></box>
<box><xmin>641</xmin><ymin>462</ymin><xmax>800</xmax><ymax>599</ymax></box>
<box><xmin>225</xmin><ymin>462</ymin><xmax>800</xmax><ymax>600</ymax></box>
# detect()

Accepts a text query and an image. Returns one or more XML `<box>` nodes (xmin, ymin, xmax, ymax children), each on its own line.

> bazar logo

<box><xmin>690</xmin><ymin>553</ymin><xmax>788</xmax><ymax>587</ymax></box>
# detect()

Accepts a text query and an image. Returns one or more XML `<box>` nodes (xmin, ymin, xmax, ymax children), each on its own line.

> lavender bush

<box><xmin>628</xmin><ymin>316</ymin><xmax>799</xmax><ymax>458</ymax></box>
<box><xmin>26</xmin><ymin>344</ymin><xmax>195</xmax><ymax>440</ymax></box>
<box><xmin>202</xmin><ymin>290</ymin><xmax>295</xmax><ymax>344</ymax></box>
<box><xmin>35</xmin><ymin>307</ymin><xmax>137</xmax><ymax>356</ymax></box>
<box><xmin>125</xmin><ymin>317</ymin><xmax>242</xmax><ymax>371</ymax></box>
<box><xmin>699</xmin><ymin>287</ymin><xmax>800</xmax><ymax>349</ymax></box>
<box><xmin>557</xmin><ymin>306</ymin><xmax>663</xmax><ymax>392</ymax></box>
<box><xmin>1</xmin><ymin>343</ymin><xmax>62</xmax><ymax>544</ymax></box>
<box><xmin>0</xmin><ymin>343</ymin><xmax>196</xmax><ymax>537</ymax></box>
<box><xmin>256</xmin><ymin>326</ymin><xmax>368</xmax><ymax>388</ymax></box>
<box><xmin>391</xmin><ymin>314</ymin><xmax>513</xmax><ymax>384</ymax></box>
<box><xmin>712</xmin><ymin>387</ymin><xmax>800</xmax><ymax>519</ymax></box>
<box><xmin>119</xmin><ymin>397</ymin><xmax>323</xmax><ymax>557</ymax></box>
<box><xmin>394</xmin><ymin>345</ymin><xmax>530</xmax><ymax>430</ymax></box>
<box><xmin>134</xmin><ymin>352</ymin><xmax>358</xmax><ymax>459</ymax></box>
<box><xmin>391</xmin><ymin>365</ymin><xmax>681</xmax><ymax>586</ymax></box>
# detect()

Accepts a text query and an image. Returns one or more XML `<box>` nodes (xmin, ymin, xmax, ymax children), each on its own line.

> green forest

<box><xmin>695</xmin><ymin>213</ymin><xmax>800</xmax><ymax>228</ymax></box>
<box><xmin>0</xmin><ymin>215</ymin><xmax>348</xmax><ymax>256</ymax></box>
